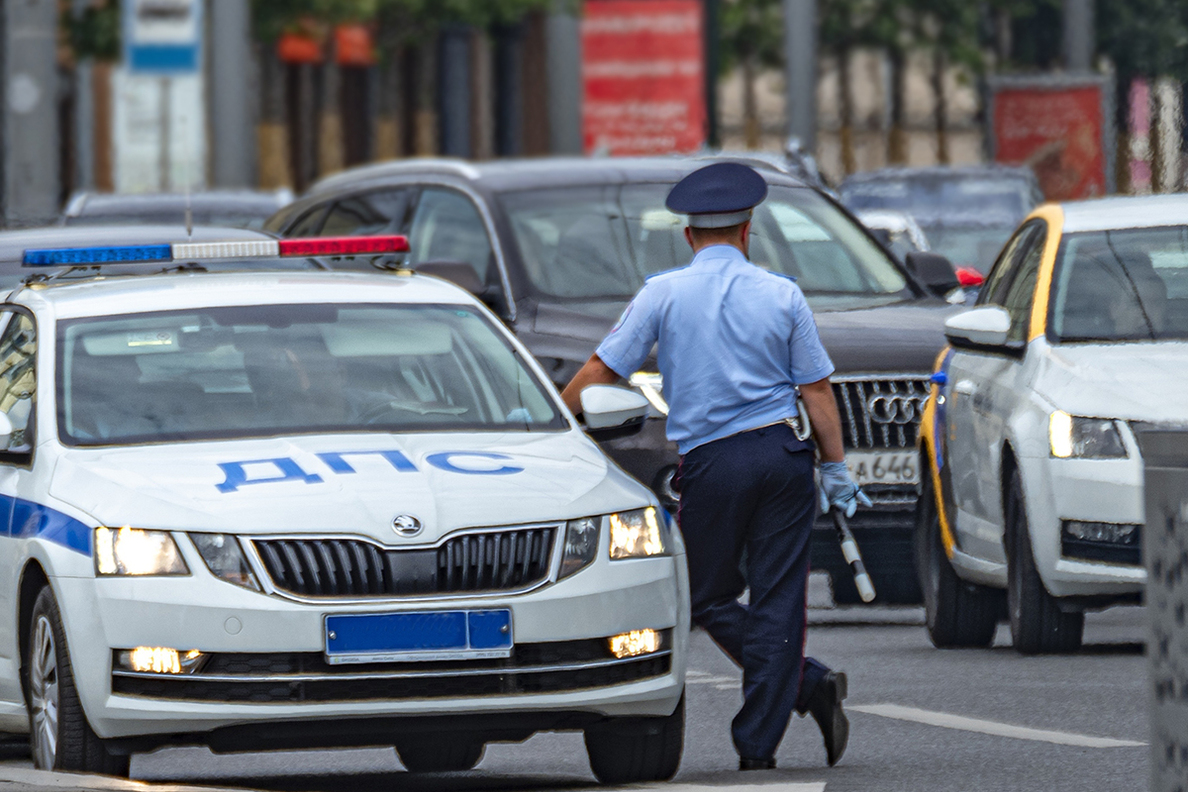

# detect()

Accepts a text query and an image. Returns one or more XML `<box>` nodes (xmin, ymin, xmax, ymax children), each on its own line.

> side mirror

<box><xmin>415</xmin><ymin>261</ymin><xmax>485</xmax><ymax>296</ymax></box>
<box><xmin>905</xmin><ymin>251</ymin><xmax>961</xmax><ymax>299</ymax></box>
<box><xmin>580</xmin><ymin>385</ymin><xmax>649</xmax><ymax>441</ymax></box>
<box><xmin>944</xmin><ymin>306</ymin><xmax>1013</xmax><ymax>350</ymax></box>
<box><xmin>0</xmin><ymin>412</ymin><xmax>14</xmax><ymax>448</ymax></box>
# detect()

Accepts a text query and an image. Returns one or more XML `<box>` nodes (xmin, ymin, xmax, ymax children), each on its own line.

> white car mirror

<box><xmin>0</xmin><ymin>412</ymin><xmax>14</xmax><ymax>446</ymax></box>
<box><xmin>580</xmin><ymin>385</ymin><xmax>649</xmax><ymax>440</ymax></box>
<box><xmin>945</xmin><ymin>306</ymin><xmax>1013</xmax><ymax>350</ymax></box>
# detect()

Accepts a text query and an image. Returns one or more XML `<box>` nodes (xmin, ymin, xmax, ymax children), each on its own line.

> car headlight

<box><xmin>609</xmin><ymin>507</ymin><xmax>670</xmax><ymax>559</ymax></box>
<box><xmin>190</xmin><ymin>533</ymin><xmax>261</xmax><ymax>591</ymax></box>
<box><xmin>1049</xmin><ymin>411</ymin><xmax>1127</xmax><ymax>458</ymax></box>
<box><xmin>559</xmin><ymin>517</ymin><xmax>601</xmax><ymax>579</ymax></box>
<box><xmin>95</xmin><ymin>527</ymin><xmax>188</xmax><ymax>576</ymax></box>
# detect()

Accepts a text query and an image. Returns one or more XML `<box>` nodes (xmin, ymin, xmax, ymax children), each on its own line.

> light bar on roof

<box><xmin>22</xmin><ymin>235</ymin><xmax>409</xmax><ymax>268</ymax></box>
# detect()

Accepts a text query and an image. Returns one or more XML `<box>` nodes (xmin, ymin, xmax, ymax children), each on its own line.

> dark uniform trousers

<box><xmin>676</xmin><ymin>422</ymin><xmax>829</xmax><ymax>760</ymax></box>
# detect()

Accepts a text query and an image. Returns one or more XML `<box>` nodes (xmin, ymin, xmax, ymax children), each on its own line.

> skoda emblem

<box><xmin>392</xmin><ymin>514</ymin><xmax>423</xmax><ymax>538</ymax></box>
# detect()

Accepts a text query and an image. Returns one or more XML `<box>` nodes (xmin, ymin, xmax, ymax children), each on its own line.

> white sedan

<box><xmin>0</xmin><ymin>236</ymin><xmax>688</xmax><ymax>781</ymax></box>
<box><xmin>918</xmin><ymin>196</ymin><xmax>1188</xmax><ymax>653</ymax></box>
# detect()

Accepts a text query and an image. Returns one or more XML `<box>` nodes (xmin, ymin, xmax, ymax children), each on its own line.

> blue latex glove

<box><xmin>818</xmin><ymin>461</ymin><xmax>873</xmax><ymax>517</ymax></box>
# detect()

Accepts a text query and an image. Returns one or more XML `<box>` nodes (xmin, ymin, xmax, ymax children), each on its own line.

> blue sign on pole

<box><xmin>123</xmin><ymin>0</ymin><xmax>203</xmax><ymax>74</ymax></box>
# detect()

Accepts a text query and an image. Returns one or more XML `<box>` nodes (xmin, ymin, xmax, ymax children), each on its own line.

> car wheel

<box><xmin>584</xmin><ymin>693</ymin><xmax>683</xmax><ymax>784</ymax></box>
<box><xmin>1006</xmin><ymin>469</ymin><xmax>1084</xmax><ymax>655</ymax></box>
<box><xmin>25</xmin><ymin>587</ymin><xmax>130</xmax><ymax>776</ymax></box>
<box><xmin>915</xmin><ymin>468</ymin><xmax>1000</xmax><ymax>648</ymax></box>
<box><xmin>395</xmin><ymin>737</ymin><xmax>484</xmax><ymax>772</ymax></box>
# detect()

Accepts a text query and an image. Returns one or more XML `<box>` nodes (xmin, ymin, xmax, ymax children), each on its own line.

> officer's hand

<box><xmin>818</xmin><ymin>461</ymin><xmax>873</xmax><ymax>518</ymax></box>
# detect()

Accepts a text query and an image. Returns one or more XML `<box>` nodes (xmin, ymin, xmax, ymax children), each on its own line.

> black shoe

<box><xmin>739</xmin><ymin>757</ymin><xmax>777</xmax><ymax>771</ymax></box>
<box><xmin>805</xmin><ymin>671</ymin><xmax>849</xmax><ymax>767</ymax></box>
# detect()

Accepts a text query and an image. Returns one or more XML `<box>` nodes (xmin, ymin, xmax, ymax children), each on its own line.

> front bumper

<box><xmin>1019</xmin><ymin>452</ymin><xmax>1147</xmax><ymax>600</ymax></box>
<box><xmin>54</xmin><ymin>549</ymin><xmax>688</xmax><ymax>742</ymax></box>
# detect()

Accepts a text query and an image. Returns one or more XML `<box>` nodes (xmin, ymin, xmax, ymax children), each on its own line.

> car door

<box><xmin>0</xmin><ymin>308</ymin><xmax>38</xmax><ymax>710</ymax></box>
<box><xmin>946</xmin><ymin>220</ymin><xmax>1043</xmax><ymax>560</ymax></box>
<box><xmin>406</xmin><ymin>187</ymin><xmax>509</xmax><ymax>316</ymax></box>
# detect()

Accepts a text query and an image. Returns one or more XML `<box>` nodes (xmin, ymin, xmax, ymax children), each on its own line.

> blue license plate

<box><xmin>324</xmin><ymin>609</ymin><xmax>512</xmax><ymax>664</ymax></box>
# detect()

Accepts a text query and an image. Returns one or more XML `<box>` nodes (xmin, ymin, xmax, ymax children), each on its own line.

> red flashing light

<box><xmin>955</xmin><ymin>266</ymin><xmax>985</xmax><ymax>288</ymax></box>
<box><xmin>279</xmin><ymin>236</ymin><xmax>410</xmax><ymax>258</ymax></box>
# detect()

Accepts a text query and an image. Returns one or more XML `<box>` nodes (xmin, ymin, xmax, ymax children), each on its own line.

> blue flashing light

<box><xmin>23</xmin><ymin>245</ymin><xmax>174</xmax><ymax>268</ymax></box>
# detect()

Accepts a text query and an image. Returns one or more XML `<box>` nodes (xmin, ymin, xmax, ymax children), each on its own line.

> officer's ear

<box><xmin>738</xmin><ymin>220</ymin><xmax>752</xmax><ymax>255</ymax></box>
<box><xmin>683</xmin><ymin>226</ymin><xmax>695</xmax><ymax>250</ymax></box>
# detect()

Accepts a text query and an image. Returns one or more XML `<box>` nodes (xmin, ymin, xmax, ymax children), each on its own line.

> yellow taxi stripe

<box><xmin>1027</xmin><ymin>204</ymin><xmax>1065</xmax><ymax>341</ymax></box>
<box><xmin>919</xmin><ymin>345</ymin><xmax>956</xmax><ymax>557</ymax></box>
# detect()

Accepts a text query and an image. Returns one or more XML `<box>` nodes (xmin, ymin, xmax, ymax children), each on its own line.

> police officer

<box><xmin>561</xmin><ymin>162</ymin><xmax>870</xmax><ymax>770</ymax></box>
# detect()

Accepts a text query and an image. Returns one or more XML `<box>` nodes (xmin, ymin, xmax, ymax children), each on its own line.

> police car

<box><xmin>0</xmin><ymin>235</ymin><xmax>688</xmax><ymax>781</ymax></box>
<box><xmin>918</xmin><ymin>196</ymin><xmax>1188</xmax><ymax>654</ymax></box>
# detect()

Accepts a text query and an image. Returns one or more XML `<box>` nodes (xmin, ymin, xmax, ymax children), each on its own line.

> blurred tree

<box><xmin>63</xmin><ymin>0</ymin><xmax>121</xmax><ymax>62</ymax></box>
<box><xmin>915</xmin><ymin>0</ymin><xmax>982</xmax><ymax>164</ymax></box>
<box><xmin>720</xmin><ymin>0</ymin><xmax>783</xmax><ymax>149</ymax></box>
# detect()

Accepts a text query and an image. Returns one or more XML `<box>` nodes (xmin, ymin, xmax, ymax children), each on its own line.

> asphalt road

<box><xmin>80</xmin><ymin>596</ymin><xmax>1142</xmax><ymax>792</ymax></box>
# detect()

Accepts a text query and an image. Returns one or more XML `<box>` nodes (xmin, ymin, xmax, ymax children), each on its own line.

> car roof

<box><xmin>0</xmin><ymin>224</ymin><xmax>272</xmax><ymax>265</ymax></box>
<box><xmin>14</xmin><ymin>270</ymin><xmax>477</xmax><ymax>320</ymax></box>
<box><xmin>307</xmin><ymin>155</ymin><xmax>811</xmax><ymax>197</ymax></box>
<box><xmin>839</xmin><ymin>164</ymin><xmax>1037</xmax><ymax>187</ymax></box>
<box><xmin>1057</xmin><ymin>194</ymin><xmax>1188</xmax><ymax>234</ymax></box>
<box><xmin>63</xmin><ymin>190</ymin><xmax>292</xmax><ymax>218</ymax></box>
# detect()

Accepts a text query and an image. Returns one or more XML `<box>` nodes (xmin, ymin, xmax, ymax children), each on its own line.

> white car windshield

<box><xmin>500</xmin><ymin>184</ymin><xmax>909</xmax><ymax>304</ymax></box>
<box><xmin>1051</xmin><ymin>227</ymin><xmax>1188</xmax><ymax>342</ymax></box>
<box><xmin>57</xmin><ymin>303</ymin><xmax>566</xmax><ymax>445</ymax></box>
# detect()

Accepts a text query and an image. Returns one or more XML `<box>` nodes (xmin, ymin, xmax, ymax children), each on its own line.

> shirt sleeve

<box><xmin>788</xmin><ymin>283</ymin><xmax>835</xmax><ymax>384</ymax></box>
<box><xmin>596</xmin><ymin>285</ymin><xmax>660</xmax><ymax>379</ymax></box>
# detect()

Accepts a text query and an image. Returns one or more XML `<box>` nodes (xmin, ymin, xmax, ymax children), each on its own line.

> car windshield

<box><xmin>57</xmin><ymin>303</ymin><xmax>565</xmax><ymax>446</ymax></box>
<box><xmin>924</xmin><ymin>224</ymin><xmax>1017</xmax><ymax>274</ymax></box>
<box><xmin>840</xmin><ymin>175</ymin><xmax>1034</xmax><ymax>225</ymax></box>
<box><xmin>500</xmin><ymin>184</ymin><xmax>910</xmax><ymax>307</ymax></box>
<box><xmin>1050</xmin><ymin>227</ymin><xmax>1188</xmax><ymax>342</ymax></box>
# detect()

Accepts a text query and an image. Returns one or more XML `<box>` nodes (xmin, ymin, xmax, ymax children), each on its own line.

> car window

<box><xmin>1051</xmin><ymin>226</ymin><xmax>1188</xmax><ymax>342</ymax></box>
<box><xmin>408</xmin><ymin>189</ymin><xmax>493</xmax><ymax>283</ymax></box>
<box><xmin>501</xmin><ymin>183</ymin><xmax>910</xmax><ymax>308</ymax></box>
<box><xmin>287</xmin><ymin>206</ymin><xmax>329</xmax><ymax>237</ymax></box>
<box><xmin>998</xmin><ymin>230</ymin><xmax>1045</xmax><ymax>344</ymax></box>
<box><xmin>57</xmin><ymin>303</ymin><xmax>564</xmax><ymax>446</ymax></box>
<box><xmin>978</xmin><ymin>222</ymin><xmax>1040</xmax><ymax>307</ymax></box>
<box><xmin>321</xmin><ymin>190</ymin><xmax>413</xmax><ymax>237</ymax></box>
<box><xmin>0</xmin><ymin>311</ymin><xmax>36</xmax><ymax>454</ymax></box>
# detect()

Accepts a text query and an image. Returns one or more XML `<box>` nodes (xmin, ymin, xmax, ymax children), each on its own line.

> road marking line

<box><xmin>851</xmin><ymin>703</ymin><xmax>1146</xmax><ymax>748</ymax></box>
<box><xmin>641</xmin><ymin>784</ymin><xmax>825</xmax><ymax>792</ymax></box>
<box><xmin>686</xmin><ymin>674</ymin><xmax>740</xmax><ymax>685</ymax></box>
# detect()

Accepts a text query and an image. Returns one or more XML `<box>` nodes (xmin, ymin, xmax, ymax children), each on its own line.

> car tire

<box><xmin>395</xmin><ymin>737</ymin><xmax>484</xmax><ymax>772</ymax></box>
<box><xmin>584</xmin><ymin>693</ymin><xmax>684</xmax><ymax>785</ymax></box>
<box><xmin>1006</xmin><ymin>469</ymin><xmax>1084</xmax><ymax>655</ymax></box>
<box><xmin>915</xmin><ymin>469</ymin><xmax>1000</xmax><ymax>648</ymax></box>
<box><xmin>24</xmin><ymin>587</ymin><xmax>130</xmax><ymax>776</ymax></box>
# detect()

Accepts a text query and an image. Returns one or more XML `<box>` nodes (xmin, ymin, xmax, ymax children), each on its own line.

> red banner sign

<box><xmin>991</xmin><ymin>81</ymin><xmax>1108</xmax><ymax>201</ymax></box>
<box><xmin>582</xmin><ymin>0</ymin><xmax>706</xmax><ymax>155</ymax></box>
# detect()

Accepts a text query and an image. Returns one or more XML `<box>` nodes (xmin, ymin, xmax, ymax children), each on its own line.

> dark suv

<box><xmin>265</xmin><ymin>157</ymin><xmax>959</xmax><ymax>603</ymax></box>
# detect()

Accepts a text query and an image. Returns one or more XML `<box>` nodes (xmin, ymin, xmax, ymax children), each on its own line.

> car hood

<box><xmin>49</xmin><ymin>431</ymin><xmax>648</xmax><ymax>543</ymax></box>
<box><xmin>1035</xmin><ymin>342</ymin><xmax>1188</xmax><ymax>423</ymax></box>
<box><xmin>533</xmin><ymin>297</ymin><xmax>956</xmax><ymax>376</ymax></box>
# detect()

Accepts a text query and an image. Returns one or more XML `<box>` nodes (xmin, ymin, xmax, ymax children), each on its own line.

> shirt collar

<box><xmin>690</xmin><ymin>244</ymin><xmax>749</xmax><ymax>268</ymax></box>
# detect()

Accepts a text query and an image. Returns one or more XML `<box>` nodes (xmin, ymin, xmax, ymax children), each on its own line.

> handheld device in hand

<box><xmin>832</xmin><ymin>509</ymin><xmax>876</xmax><ymax>603</ymax></box>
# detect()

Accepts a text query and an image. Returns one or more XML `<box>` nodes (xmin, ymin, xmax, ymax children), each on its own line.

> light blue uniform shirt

<box><xmin>596</xmin><ymin>244</ymin><xmax>834</xmax><ymax>455</ymax></box>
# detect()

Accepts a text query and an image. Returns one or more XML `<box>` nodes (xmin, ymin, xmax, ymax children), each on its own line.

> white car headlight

<box><xmin>1049</xmin><ymin>410</ymin><xmax>1127</xmax><ymax>459</ymax></box>
<box><xmin>95</xmin><ymin>527</ymin><xmax>188</xmax><ymax>576</ymax></box>
<box><xmin>190</xmin><ymin>533</ymin><xmax>261</xmax><ymax>591</ymax></box>
<box><xmin>609</xmin><ymin>507</ymin><xmax>670</xmax><ymax>559</ymax></box>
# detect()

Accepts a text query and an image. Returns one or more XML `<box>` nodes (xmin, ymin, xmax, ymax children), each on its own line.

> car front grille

<box><xmin>832</xmin><ymin>376</ymin><xmax>931</xmax><ymax>450</ymax></box>
<box><xmin>253</xmin><ymin>527</ymin><xmax>556</xmax><ymax>599</ymax></box>
<box><xmin>111</xmin><ymin>636</ymin><xmax>673</xmax><ymax>703</ymax></box>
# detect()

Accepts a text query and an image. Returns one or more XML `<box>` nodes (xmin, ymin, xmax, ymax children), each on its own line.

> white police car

<box><xmin>0</xmin><ymin>236</ymin><xmax>688</xmax><ymax>782</ymax></box>
<box><xmin>918</xmin><ymin>197</ymin><xmax>1188</xmax><ymax>654</ymax></box>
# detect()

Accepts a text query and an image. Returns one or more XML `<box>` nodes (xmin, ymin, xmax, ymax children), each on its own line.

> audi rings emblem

<box><xmin>392</xmin><ymin>514</ymin><xmax>424</xmax><ymax>538</ymax></box>
<box><xmin>867</xmin><ymin>394</ymin><xmax>924</xmax><ymax>425</ymax></box>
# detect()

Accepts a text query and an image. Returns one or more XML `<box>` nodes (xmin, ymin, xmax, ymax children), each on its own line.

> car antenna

<box><xmin>182</xmin><ymin>112</ymin><xmax>193</xmax><ymax>240</ymax></box>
